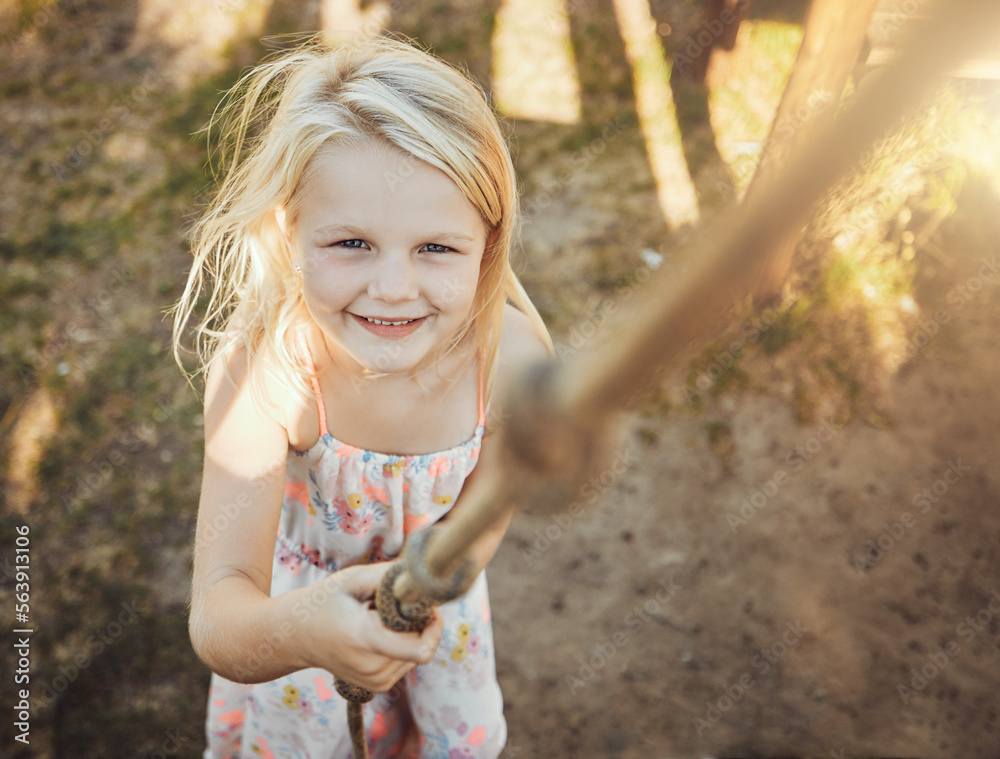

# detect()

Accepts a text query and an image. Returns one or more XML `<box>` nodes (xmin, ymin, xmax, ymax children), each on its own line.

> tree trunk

<box><xmin>675</xmin><ymin>0</ymin><xmax>753</xmax><ymax>82</ymax></box>
<box><xmin>745</xmin><ymin>0</ymin><xmax>880</xmax><ymax>301</ymax></box>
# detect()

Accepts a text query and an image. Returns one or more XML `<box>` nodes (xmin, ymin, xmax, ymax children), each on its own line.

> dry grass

<box><xmin>678</xmin><ymin>83</ymin><xmax>1000</xmax><ymax>427</ymax></box>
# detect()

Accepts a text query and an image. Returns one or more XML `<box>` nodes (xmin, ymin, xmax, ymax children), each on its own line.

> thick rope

<box><xmin>334</xmin><ymin>529</ymin><xmax>476</xmax><ymax>757</ymax></box>
<box><xmin>345</xmin><ymin>701</ymin><xmax>369</xmax><ymax>759</ymax></box>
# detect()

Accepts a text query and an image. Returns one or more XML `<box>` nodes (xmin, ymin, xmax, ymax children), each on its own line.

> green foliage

<box><xmin>686</xmin><ymin>340</ymin><xmax>750</xmax><ymax>399</ymax></box>
<box><xmin>704</xmin><ymin>419</ymin><xmax>735</xmax><ymax>471</ymax></box>
<box><xmin>0</xmin><ymin>217</ymin><xmax>129</xmax><ymax>266</ymax></box>
<box><xmin>758</xmin><ymin>299</ymin><xmax>809</xmax><ymax>355</ymax></box>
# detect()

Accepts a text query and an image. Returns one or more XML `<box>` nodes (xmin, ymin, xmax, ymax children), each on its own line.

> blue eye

<box><xmin>423</xmin><ymin>243</ymin><xmax>451</xmax><ymax>254</ymax></box>
<box><xmin>335</xmin><ymin>239</ymin><xmax>367</xmax><ymax>249</ymax></box>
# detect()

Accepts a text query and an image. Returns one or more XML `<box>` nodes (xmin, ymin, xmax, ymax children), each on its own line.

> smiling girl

<box><xmin>172</xmin><ymin>37</ymin><xmax>551</xmax><ymax>759</ymax></box>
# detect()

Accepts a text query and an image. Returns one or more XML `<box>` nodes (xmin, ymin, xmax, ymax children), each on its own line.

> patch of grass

<box><xmin>635</xmin><ymin>425</ymin><xmax>659</xmax><ymax>446</ymax></box>
<box><xmin>791</xmin><ymin>383</ymin><xmax>816</xmax><ymax>424</ymax></box>
<box><xmin>0</xmin><ymin>216</ymin><xmax>129</xmax><ymax>266</ymax></box>
<box><xmin>704</xmin><ymin>419</ymin><xmax>736</xmax><ymax>472</ymax></box>
<box><xmin>681</xmin><ymin>83</ymin><xmax>986</xmax><ymax>427</ymax></box>
<box><xmin>162</xmin><ymin>69</ymin><xmax>241</xmax><ymax>147</ymax></box>
<box><xmin>704</xmin><ymin>419</ymin><xmax>731</xmax><ymax>442</ymax></box>
<box><xmin>759</xmin><ymin>299</ymin><xmax>809</xmax><ymax>354</ymax></box>
<box><xmin>47</xmin><ymin>596</ymin><xmax>207</xmax><ymax>757</ymax></box>
<box><xmin>3</xmin><ymin>78</ymin><xmax>32</xmax><ymax>97</ymax></box>
<box><xmin>0</xmin><ymin>267</ymin><xmax>49</xmax><ymax>299</ymax></box>
<box><xmin>94</xmin><ymin>333</ymin><xmax>167</xmax><ymax>396</ymax></box>
<box><xmin>708</xmin><ymin>19</ymin><xmax>803</xmax><ymax>160</ymax></box>
<box><xmin>686</xmin><ymin>340</ymin><xmax>751</xmax><ymax>398</ymax></box>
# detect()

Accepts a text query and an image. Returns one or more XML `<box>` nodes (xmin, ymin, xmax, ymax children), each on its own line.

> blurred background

<box><xmin>2</xmin><ymin>0</ymin><xmax>1000</xmax><ymax>756</ymax></box>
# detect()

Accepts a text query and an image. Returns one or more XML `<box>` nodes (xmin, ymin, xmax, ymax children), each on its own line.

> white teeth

<box><xmin>364</xmin><ymin>316</ymin><xmax>415</xmax><ymax>326</ymax></box>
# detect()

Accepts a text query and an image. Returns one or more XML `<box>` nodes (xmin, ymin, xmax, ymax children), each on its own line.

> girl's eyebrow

<box><xmin>313</xmin><ymin>224</ymin><xmax>476</xmax><ymax>243</ymax></box>
<box><xmin>426</xmin><ymin>232</ymin><xmax>476</xmax><ymax>243</ymax></box>
<box><xmin>313</xmin><ymin>223</ymin><xmax>371</xmax><ymax>238</ymax></box>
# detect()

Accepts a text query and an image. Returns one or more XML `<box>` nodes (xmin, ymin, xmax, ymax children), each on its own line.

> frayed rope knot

<box><xmin>333</xmin><ymin>525</ymin><xmax>479</xmax><ymax>757</ymax></box>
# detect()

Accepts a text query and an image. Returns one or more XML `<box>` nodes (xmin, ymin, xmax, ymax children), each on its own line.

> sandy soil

<box><xmin>494</xmin><ymin>194</ymin><xmax>1000</xmax><ymax>758</ymax></box>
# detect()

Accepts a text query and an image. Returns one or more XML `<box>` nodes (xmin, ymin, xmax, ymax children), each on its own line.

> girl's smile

<box><xmin>348</xmin><ymin>312</ymin><xmax>429</xmax><ymax>338</ymax></box>
<box><xmin>288</xmin><ymin>140</ymin><xmax>487</xmax><ymax>376</ymax></box>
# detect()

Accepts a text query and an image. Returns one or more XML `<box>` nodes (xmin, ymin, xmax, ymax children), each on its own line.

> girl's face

<box><xmin>290</xmin><ymin>141</ymin><xmax>487</xmax><ymax>377</ymax></box>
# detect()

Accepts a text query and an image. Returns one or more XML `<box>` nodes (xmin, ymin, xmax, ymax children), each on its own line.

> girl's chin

<box><xmin>347</xmin><ymin>343</ymin><xmax>430</xmax><ymax>375</ymax></box>
<box><xmin>321</xmin><ymin>318</ymin><xmax>467</xmax><ymax>375</ymax></box>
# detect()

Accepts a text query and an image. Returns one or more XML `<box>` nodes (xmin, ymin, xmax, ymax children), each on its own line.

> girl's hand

<box><xmin>295</xmin><ymin>562</ymin><xmax>444</xmax><ymax>692</ymax></box>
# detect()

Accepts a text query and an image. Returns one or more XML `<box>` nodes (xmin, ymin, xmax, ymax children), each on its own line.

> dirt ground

<box><xmin>496</xmin><ymin>189</ymin><xmax>1000</xmax><ymax>758</ymax></box>
<box><xmin>2</xmin><ymin>1</ymin><xmax>999</xmax><ymax>757</ymax></box>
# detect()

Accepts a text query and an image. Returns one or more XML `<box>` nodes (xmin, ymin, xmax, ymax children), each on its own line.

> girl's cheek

<box><xmin>306</xmin><ymin>263</ymin><xmax>362</xmax><ymax>300</ymax></box>
<box><xmin>431</xmin><ymin>278</ymin><xmax>475</xmax><ymax>313</ymax></box>
<box><xmin>302</xmin><ymin>248</ymin><xmax>336</xmax><ymax>276</ymax></box>
<box><xmin>434</xmin><ymin>260</ymin><xmax>481</xmax><ymax>311</ymax></box>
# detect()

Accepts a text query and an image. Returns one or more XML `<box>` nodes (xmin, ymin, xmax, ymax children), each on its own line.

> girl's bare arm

<box><xmin>190</xmin><ymin>348</ymin><xmax>441</xmax><ymax>689</ymax></box>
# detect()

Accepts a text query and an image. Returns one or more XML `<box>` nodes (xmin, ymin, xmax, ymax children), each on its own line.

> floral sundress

<box><xmin>202</xmin><ymin>348</ymin><xmax>505</xmax><ymax>759</ymax></box>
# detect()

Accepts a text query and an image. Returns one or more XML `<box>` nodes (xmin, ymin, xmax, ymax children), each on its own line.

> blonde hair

<box><xmin>171</xmin><ymin>35</ymin><xmax>551</xmax><ymax>404</ymax></box>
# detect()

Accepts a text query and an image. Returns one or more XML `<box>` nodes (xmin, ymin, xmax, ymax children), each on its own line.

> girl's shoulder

<box><xmin>489</xmin><ymin>304</ymin><xmax>552</xmax><ymax>429</ymax></box>
<box><xmin>203</xmin><ymin>338</ymin><xmax>298</xmax><ymax>441</ymax></box>
<box><xmin>201</xmin><ymin>341</ymin><xmax>294</xmax><ymax>479</ymax></box>
<box><xmin>498</xmin><ymin>302</ymin><xmax>550</xmax><ymax>368</ymax></box>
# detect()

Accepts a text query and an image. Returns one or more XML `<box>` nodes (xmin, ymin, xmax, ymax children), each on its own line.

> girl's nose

<box><xmin>367</xmin><ymin>253</ymin><xmax>419</xmax><ymax>303</ymax></box>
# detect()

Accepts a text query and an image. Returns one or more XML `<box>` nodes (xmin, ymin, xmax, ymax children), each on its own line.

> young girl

<box><xmin>171</xmin><ymin>37</ymin><xmax>552</xmax><ymax>759</ymax></box>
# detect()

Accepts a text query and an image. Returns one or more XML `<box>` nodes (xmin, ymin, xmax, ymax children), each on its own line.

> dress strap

<box><xmin>477</xmin><ymin>360</ymin><xmax>486</xmax><ymax>427</ymax></box>
<box><xmin>298</xmin><ymin>330</ymin><xmax>329</xmax><ymax>438</ymax></box>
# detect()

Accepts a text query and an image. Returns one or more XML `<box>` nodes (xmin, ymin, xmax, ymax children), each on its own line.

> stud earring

<box><xmin>294</xmin><ymin>263</ymin><xmax>302</xmax><ymax>274</ymax></box>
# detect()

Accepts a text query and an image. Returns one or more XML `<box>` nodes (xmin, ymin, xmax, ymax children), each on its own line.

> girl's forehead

<box><xmin>310</xmin><ymin>138</ymin><xmax>405</xmax><ymax>173</ymax></box>
<box><xmin>297</xmin><ymin>140</ymin><xmax>487</xmax><ymax>236</ymax></box>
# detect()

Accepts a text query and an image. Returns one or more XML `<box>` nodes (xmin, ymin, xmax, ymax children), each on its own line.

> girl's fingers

<box><xmin>367</xmin><ymin>608</ymin><xmax>444</xmax><ymax>664</ymax></box>
<box><xmin>335</xmin><ymin>563</ymin><xmax>444</xmax><ymax>661</ymax></box>
<box><xmin>334</xmin><ymin>562</ymin><xmax>393</xmax><ymax>601</ymax></box>
<box><xmin>317</xmin><ymin>564</ymin><xmax>444</xmax><ymax>686</ymax></box>
<box><xmin>418</xmin><ymin>609</ymin><xmax>445</xmax><ymax>661</ymax></box>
